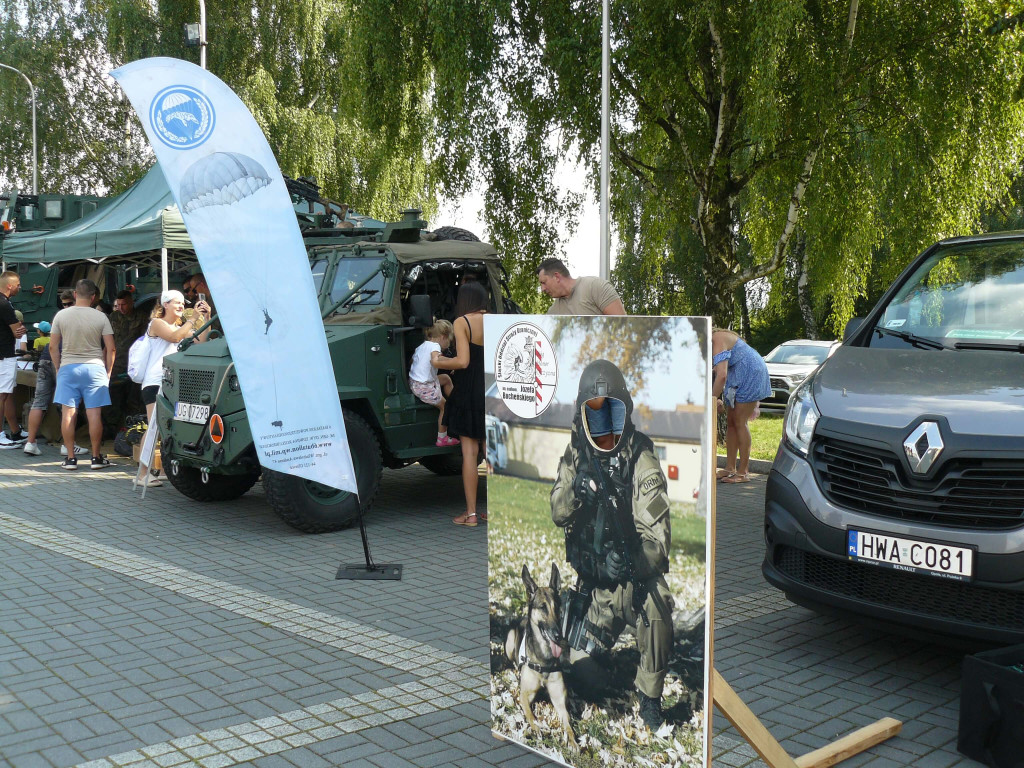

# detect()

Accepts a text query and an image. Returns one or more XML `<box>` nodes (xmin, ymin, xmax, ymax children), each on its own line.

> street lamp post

<box><xmin>199</xmin><ymin>0</ymin><xmax>207</xmax><ymax>70</ymax></box>
<box><xmin>0</xmin><ymin>62</ymin><xmax>38</xmax><ymax>195</ymax></box>
<box><xmin>184</xmin><ymin>0</ymin><xmax>207</xmax><ymax>70</ymax></box>
<box><xmin>599</xmin><ymin>0</ymin><xmax>610</xmax><ymax>281</ymax></box>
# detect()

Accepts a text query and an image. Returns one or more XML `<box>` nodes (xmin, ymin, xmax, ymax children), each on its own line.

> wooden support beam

<box><xmin>713</xmin><ymin>669</ymin><xmax>799</xmax><ymax>768</ymax></box>
<box><xmin>713</xmin><ymin>669</ymin><xmax>902</xmax><ymax>768</ymax></box>
<box><xmin>794</xmin><ymin>718</ymin><xmax>902</xmax><ymax>768</ymax></box>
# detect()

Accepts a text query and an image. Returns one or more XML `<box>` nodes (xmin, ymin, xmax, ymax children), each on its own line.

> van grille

<box><xmin>811</xmin><ymin>437</ymin><xmax>1024</xmax><ymax>529</ymax></box>
<box><xmin>776</xmin><ymin>546</ymin><xmax>1024</xmax><ymax>631</ymax></box>
<box><xmin>178</xmin><ymin>370</ymin><xmax>215</xmax><ymax>404</ymax></box>
<box><xmin>770</xmin><ymin>377</ymin><xmax>788</xmax><ymax>390</ymax></box>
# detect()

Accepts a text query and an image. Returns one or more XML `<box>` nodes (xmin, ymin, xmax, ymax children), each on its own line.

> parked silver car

<box><xmin>762</xmin><ymin>339</ymin><xmax>840</xmax><ymax>410</ymax></box>
<box><xmin>763</xmin><ymin>232</ymin><xmax>1024</xmax><ymax>644</ymax></box>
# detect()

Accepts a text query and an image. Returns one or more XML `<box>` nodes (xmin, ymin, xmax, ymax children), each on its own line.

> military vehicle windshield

<box><xmin>329</xmin><ymin>256</ymin><xmax>386</xmax><ymax>309</ymax></box>
<box><xmin>312</xmin><ymin>258</ymin><xmax>329</xmax><ymax>293</ymax></box>
<box><xmin>873</xmin><ymin>240</ymin><xmax>1024</xmax><ymax>350</ymax></box>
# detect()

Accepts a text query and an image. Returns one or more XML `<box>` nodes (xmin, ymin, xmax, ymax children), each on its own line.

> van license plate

<box><xmin>847</xmin><ymin>530</ymin><xmax>973</xmax><ymax>581</ymax></box>
<box><xmin>174</xmin><ymin>402</ymin><xmax>210</xmax><ymax>424</ymax></box>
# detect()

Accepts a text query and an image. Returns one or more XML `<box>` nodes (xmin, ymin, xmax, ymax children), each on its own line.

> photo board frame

<box><xmin>485</xmin><ymin>314</ymin><xmax>714</xmax><ymax>768</ymax></box>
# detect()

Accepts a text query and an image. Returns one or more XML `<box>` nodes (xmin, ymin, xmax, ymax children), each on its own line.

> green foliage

<box><xmin>4</xmin><ymin>0</ymin><xmax>1024</xmax><ymax>338</ymax></box>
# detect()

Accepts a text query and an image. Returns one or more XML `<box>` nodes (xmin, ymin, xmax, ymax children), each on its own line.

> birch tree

<box><xmin>450</xmin><ymin>0</ymin><xmax>1024</xmax><ymax>327</ymax></box>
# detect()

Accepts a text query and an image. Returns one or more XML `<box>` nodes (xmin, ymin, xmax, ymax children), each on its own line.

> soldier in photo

<box><xmin>551</xmin><ymin>359</ymin><xmax>674</xmax><ymax>730</ymax></box>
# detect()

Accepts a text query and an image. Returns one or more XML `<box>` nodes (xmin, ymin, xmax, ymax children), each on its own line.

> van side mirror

<box><xmin>844</xmin><ymin>317</ymin><xmax>863</xmax><ymax>342</ymax></box>
<box><xmin>407</xmin><ymin>295</ymin><xmax>433</xmax><ymax>328</ymax></box>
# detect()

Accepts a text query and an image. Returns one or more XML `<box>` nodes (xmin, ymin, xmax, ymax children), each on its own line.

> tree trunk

<box><xmin>703</xmin><ymin>256</ymin><xmax>736</xmax><ymax>328</ymax></box>
<box><xmin>795</xmin><ymin>231</ymin><xmax>818</xmax><ymax>338</ymax></box>
<box><xmin>698</xmin><ymin>189</ymin><xmax>739</xmax><ymax>327</ymax></box>
<box><xmin>737</xmin><ymin>285</ymin><xmax>750</xmax><ymax>340</ymax></box>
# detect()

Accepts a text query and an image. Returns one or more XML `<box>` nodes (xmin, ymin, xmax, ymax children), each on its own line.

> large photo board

<box><xmin>486</xmin><ymin>315</ymin><xmax>713</xmax><ymax>768</ymax></box>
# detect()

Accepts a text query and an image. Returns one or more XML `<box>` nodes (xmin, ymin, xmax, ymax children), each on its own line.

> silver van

<box><xmin>763</xmin><ymin>232</ymin><xmax>1024</xmax><ymax>644</ymax></box>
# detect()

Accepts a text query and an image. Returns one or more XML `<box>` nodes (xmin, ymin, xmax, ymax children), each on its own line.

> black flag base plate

<box><xmin>336</xmin><ymin>563</ymin><xmax>403</xmax><ymax>580</ymax></box>
<box><xmin>336</xmin><ymin>494</ymin><xmax>402</xmax><ymax>580</ymax></box>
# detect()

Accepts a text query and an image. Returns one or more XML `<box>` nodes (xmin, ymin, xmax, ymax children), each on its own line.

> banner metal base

<box><xmin>335</xmin><ymin>563</ymin><xmax>403</xmax><ymax>580</ymax></box>
<box><xmin>334</xmin><ymin>494</ymin><xmax>402</xmax><ymax>581</ymax></box>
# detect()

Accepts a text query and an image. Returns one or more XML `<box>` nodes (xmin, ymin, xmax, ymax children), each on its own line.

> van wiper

<box><xmin>873</xmin><ymin>326</ymin><xmax>946</xmax><ymax>350</ymax></box>
<box><xmin>952</xmin><ymin>340</ymin><xmax>1024</xmax><ymax>352</ymax></box>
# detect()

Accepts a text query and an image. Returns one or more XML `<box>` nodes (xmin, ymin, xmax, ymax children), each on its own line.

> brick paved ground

<box><xmin>0</xmin><ymin>446</ymin><xmax>548</xmax><ymax>768</ymax></box>
<box><xmin>0</xmin><ymin>447</ymin><xmax>984</xmax><ymax>767</ymax></box>
<box><xmin>712</xmin><ymin>465</ymin><xmax>983</xmax><ymax>768</ymax></box>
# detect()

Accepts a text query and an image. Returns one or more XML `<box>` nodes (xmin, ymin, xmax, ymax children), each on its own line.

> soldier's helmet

<box><xmin>575</xmin><ymin>359</ymin><xmax>633</xmax><ymax>414</ymax></box>
<box><xmin>574</xmin><ymin>360</ymin><xmax>635</xmax><ymax>451</ymax></box>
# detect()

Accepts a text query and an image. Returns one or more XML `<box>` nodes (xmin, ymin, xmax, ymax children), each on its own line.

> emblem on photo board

<box><xmin>150</xmin><ymin>85</ymin><xmax>216</xmax><ymax>149</ymax></box>
<box><xmin>495</xmin><ymin>322</ymin><xmax>557</xmax><ymax>418</ymax></box>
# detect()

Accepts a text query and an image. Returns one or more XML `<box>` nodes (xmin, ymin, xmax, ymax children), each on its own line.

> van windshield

<box><xmin>873</xmin><ymin>240</ymin><xmax>1024</xmax><ymax>350</ymax></box>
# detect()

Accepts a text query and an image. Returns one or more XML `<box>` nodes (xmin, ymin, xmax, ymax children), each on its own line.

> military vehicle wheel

<box><xmin>166</xmin><ymin>466</ymin><xmax>260</xmax><ymax>502</ymax></box>
<box><xmin>418</xmin><ymin>453</ymin><xmax>463</xmax><ymax>476</ymax></box>
<box><xmin>430</xmin><ymin>226</ymin><xmax>480</xmax><ymax>242</ymax></box>
<box><xmin>262</xmin><ymin>411</ymin><xmax>382</xmax><ymax>534</ymax></box>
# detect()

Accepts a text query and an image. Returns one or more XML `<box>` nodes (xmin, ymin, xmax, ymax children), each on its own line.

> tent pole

<box><xmin>161</xmin><ymin>248</ymin><xmax>168</xmax><ymax>293</ymax></box>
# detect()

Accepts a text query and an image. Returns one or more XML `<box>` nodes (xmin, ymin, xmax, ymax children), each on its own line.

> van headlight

<box><xmin>783</xmin><ymin>377</ymin><xmax>819</xmax><ymax>457</ymax></box>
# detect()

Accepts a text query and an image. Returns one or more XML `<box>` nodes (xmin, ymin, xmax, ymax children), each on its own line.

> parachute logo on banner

<box><xmin>180</xmin><ymin>152</ymin><xmax>271</xmax><ymax>213</ymax></box>
<box><xmin>150</xmin><ymin>86</ymin><xmax>215</xmax><ymax>149</ymax></box>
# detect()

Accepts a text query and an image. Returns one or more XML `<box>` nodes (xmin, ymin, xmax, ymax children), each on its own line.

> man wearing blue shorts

<box><xmin>50</xmin><ymin>279</ymin><xmax>115</xmax><ymax>470</ymax></box>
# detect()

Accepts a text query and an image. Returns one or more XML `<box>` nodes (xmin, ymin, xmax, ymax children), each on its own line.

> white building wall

<box><xmin>498</xmin><ymin>424</ymin><xmax>702</xmax><ymax>504</ymax></box>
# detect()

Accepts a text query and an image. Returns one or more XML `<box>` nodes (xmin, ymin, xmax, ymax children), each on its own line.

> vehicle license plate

<box><xmin>847</xmin><ymin>529</ymin><xmax>973</xmax><ymax>581</ymax></box>
<box><xmin>174</xmin><ymin>402</ymin><xmax>210</xmax><ymax>424</ymax></box>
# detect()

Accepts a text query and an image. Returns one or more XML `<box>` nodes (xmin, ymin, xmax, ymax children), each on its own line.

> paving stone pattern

<box><xmin>712</xmin><ymin>473</ymin><xmax>984</xmax><ymax>768</ymax></box>
<box><xmin>0</xmin><ymin>449</ymin><xmax>545</xmax><ymax>768</ymax></box>
<box><xmin>0</xmin><ymin>447</ymin><xmax>985</xmax><ymax>767</ymax></box>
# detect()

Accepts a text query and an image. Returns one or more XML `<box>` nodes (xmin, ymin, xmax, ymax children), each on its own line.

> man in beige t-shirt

<box><xmin>49</xmin><ymin>279</ymin><xmax>115</xmax><ymax>470</ymax></box>
<box><xmin>536</xmin><ymin>258</ymin><xmax>626</xmax><ymax>315</ymax></box>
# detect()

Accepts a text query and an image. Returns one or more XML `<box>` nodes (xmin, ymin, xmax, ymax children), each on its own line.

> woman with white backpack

<box><xmin>134</xmin><ymin>289</ymin><xmax>210</xmax><ymax>487</ymax></box>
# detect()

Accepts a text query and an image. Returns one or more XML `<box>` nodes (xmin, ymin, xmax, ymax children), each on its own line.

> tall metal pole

<box><xmin>599</xmin><ymin>0</ymin><xmax>610</xmax><ymax>281</ymax></box>
<box><xmin>199</xmin><ymin>0</ymin><xmax>207</xmax><ymax>70</ymax></box>
<box><xmin>0</xmin><ymin>62</ymin><xmax>38</xmax><ymax>195</ymax></box>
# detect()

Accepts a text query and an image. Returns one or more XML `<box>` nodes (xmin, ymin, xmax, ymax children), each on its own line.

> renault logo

<box><xmin>904</xmin><ymin>422</ymin><xmax>943</xmax><ymax>474</ymax></box>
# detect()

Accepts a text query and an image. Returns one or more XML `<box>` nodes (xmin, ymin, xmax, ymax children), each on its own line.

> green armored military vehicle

<box><xmin>156</xmin><ymin>212</ymin><xmax>518</xmax><ymax>532</ymax></box>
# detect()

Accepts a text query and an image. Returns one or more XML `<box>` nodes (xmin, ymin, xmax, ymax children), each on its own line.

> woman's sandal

<box><xmin>717</xmin><ymin>469</ymin><xmax>737</xmax><ymax>480</ymax></box>
<box><xmin>478</xmin><ymin>512</ymin><xmax>488</xmax><ymax>523</ymax></box>
<box><xmin>453</xmin><ymin>513</ymin><xmax>478</xmax><ymax>526</ymax></box>
<box><xmin>721</xmin><ymin>473</ymin><xmax>751</xmax><ymax>483</ymax></box>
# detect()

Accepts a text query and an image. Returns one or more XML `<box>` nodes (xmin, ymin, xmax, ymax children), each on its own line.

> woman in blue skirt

<box><xmin>712</xmin><ymin>328</ymin><xmax>771</xmax><ymax>483</ymax></box>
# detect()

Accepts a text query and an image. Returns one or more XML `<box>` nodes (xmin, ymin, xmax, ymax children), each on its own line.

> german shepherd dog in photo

<box><xmin>504</xmin><ymin>563</ymin><xmax>578</xmax><ymax>749</ymax></box>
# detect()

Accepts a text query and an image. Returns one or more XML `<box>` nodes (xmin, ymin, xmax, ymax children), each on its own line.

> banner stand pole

<box><xmin>335</xmin><ymin>494</ymin><xmax>403</xmax><ymax>581</ymax></box>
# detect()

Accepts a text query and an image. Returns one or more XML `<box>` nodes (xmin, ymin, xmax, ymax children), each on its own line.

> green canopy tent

<box><xmin>0</xmin><ymin>164</ymin><xmax>193</xmax><ymax>287</ymax></box>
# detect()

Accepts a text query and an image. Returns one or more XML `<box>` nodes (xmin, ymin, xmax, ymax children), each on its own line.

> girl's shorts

<box><xmin>410</xmin><ymin>378</ymin><xmax>442</xmax><ymax>405</ymax></box>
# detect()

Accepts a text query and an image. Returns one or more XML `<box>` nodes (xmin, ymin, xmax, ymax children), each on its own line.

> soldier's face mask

<box><xmin>582</xmin><ymin>396</ymin><xmax>626</xmax><ymax>452</ymax></box>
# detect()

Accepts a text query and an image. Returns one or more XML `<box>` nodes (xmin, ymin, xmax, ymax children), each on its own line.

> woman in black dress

<box><xmin>433</xmin><ymin>282</ymin><xmax>487</xmax><ymax>526</ymax></box>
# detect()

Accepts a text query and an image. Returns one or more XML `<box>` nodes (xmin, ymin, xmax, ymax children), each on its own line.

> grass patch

<box><xmin>717</xmin><ymin>412</ymin><xmax>783</xmax><ymax>463</ymax></box>
<box><xmin>749</xmin><ymin>412</ymin><xmax>783</xmax><ymax>462</ymax></box>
